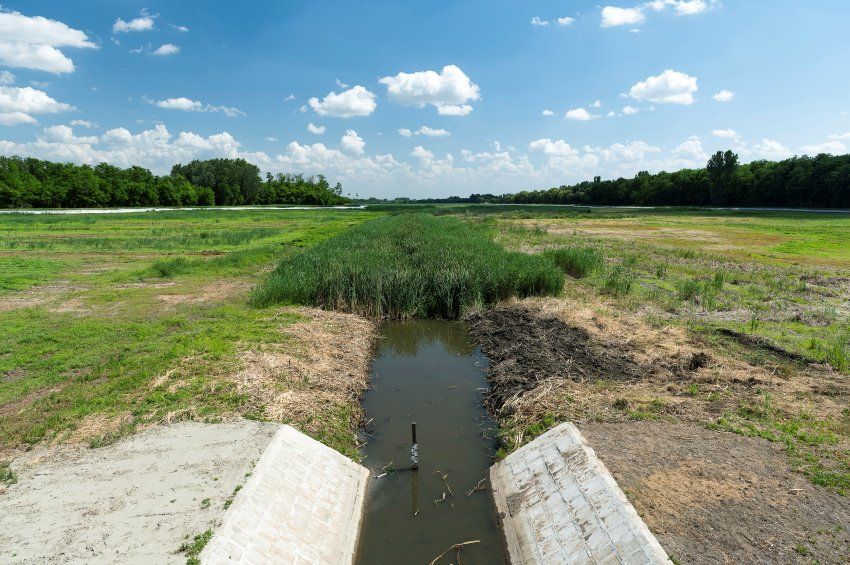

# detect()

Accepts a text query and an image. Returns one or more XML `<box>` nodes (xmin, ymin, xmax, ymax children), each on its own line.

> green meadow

<box><xmin>1</xmin><ymin>206</ymin><xmax>848</xmax><ymax>468</ymax></box>
<box><xmin>0</xmin><ymin>209</ymin><xmax>376</xmax><ymax>451</ymax></box>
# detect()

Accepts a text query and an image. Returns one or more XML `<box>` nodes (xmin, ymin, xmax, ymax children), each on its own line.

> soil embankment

<box><xmin>466</xmin><ymin>297</ymin><xmax>850</xmax><ymax>564</ymax></box>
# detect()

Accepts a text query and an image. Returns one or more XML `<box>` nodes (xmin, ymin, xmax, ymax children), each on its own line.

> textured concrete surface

<box><xmin>491</xmin><ymin>423</ymin><xmax>670</xmax><ymax>564</ymax></box>
<box><xmin>200</xmin><ymin>425</ymin><xmax>369</xmax><ymax>565</ymax></box>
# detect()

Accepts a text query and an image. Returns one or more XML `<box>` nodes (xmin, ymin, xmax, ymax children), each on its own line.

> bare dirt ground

<box><xmin>0</xmin><ymin>420</ymin><xmax>278</xmax><ymax>564</ymax></box>
<box><xmin>583</xmin><ymin>422</ymin><xmax>849</xmax><ymax>564</ymax></box>
<box><xmin>467</xmin><ymin>295</ymin><xmax>850</xmax><ymax>563</ymax></box>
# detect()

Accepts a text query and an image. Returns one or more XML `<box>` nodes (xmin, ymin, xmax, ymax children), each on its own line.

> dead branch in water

<box><xmin>428</xmin><ymin>540</ymin><xmax>481</xmax><ymax>565</ymax></box>
<box><xmin>466</xmin><ymin>478</ymin><xmax>487</xmax><ymax>496</ymax></box>
<box><xmin>434</xmin><ymin>470</ymin><xmax>454</xmax><ymax>496</ymax></box>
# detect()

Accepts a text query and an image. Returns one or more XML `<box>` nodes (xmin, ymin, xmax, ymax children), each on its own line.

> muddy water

<box><xmin>356</xmin><ymin>320</ymin><xmax>507</xmax><ymax>565</ymax></box>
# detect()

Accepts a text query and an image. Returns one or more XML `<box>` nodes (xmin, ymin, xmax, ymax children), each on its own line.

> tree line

<box><xmin>497</xmin><ymin>151</ymin><xmax>850</xmax><ymax>208</ymax></box>
<box><xmin>0</xmin><ymin>156</ymin><xmax>349</xmax><ymax>208</ymax></box>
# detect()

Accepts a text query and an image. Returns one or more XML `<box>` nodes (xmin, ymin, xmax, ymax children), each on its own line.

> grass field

<box><xmin>0</xmin><ymin>209</ymin><xmax>376</xmax><ymax>455</ymax></box>
<box><xmin>483</xmin><ymin>208</ymin><xmax>850</xmax><ymax>494</ymax></box>
<box><xmin>1</xmin><ymin>205</ymin><xmax>848</xmax><ymax>492</ymax></box>
<box><xmin>488</xmin><ymin>209</ymin><xmax>850</xmax><ymax>371</ymax></box>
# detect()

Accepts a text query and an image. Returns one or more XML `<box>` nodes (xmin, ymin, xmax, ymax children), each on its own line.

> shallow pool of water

<box><xmin>356</xmin><ymin>320</ymin><xmax>507</xmax><ymax>565</ymax></box>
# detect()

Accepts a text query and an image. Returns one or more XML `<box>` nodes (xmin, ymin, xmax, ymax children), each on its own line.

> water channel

<box><xmin>355</xmin><ymin>320</ymin><xmax>508</xmax><ymax>564</ymax></box>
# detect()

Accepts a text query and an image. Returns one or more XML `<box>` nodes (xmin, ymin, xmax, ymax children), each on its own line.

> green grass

<box><xmin>178</xmin><ymin>529</ymin><xmax>213</xmax><ymax>565</ymax></box>
<box><xmin>253</xmin><ymin>213</ymin><xmax>565</xmax><ymax>318</ymax></box>
<box><xmin>0</xmin><ymin>460</ymin><xmax>16</xmax><ymax>485</ymax></box>
<box><xmin>0</xmin><ymin>256</ymin><xmax>68</xmax><ymax>295</ymax></box>
<box><xmin>493</xmin><ymin>210</ymin><xmax>850</xmax><ymax>373</ymax></box>
<box><xmin>708</xmin><ymin>394</ymin><xmax>850</xmax><ymax>495</ymax></box>
<box><xmin>602</xmin><ymin>265</ymin><xmax>634</xmax><ymax>296</ymax></box>
<box><xmin>0</xmin><ymin>209</ymin><xmax>375</xmax><ymax>452</ymax></box>
<box><xmin>542</xmin><ymin>246</ymin><xmax>604</xmax><ymax>278</ymax></box>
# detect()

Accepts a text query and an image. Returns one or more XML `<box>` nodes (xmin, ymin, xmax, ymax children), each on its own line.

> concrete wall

<box><xmin>491</xmin><ymin>423</ymin><xmax>670</xmax><ymax>564</ymax></box>
<box><xmin>200</xmin><ymin>425</ymin><xmax>369</xmax><ymax>565</ymax></box>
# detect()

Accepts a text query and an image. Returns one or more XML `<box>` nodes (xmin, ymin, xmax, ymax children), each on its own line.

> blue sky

<box><xmin>1</xmin><ymin>1</ymin><xmax>849</xmax><ymax>198</ymax></box>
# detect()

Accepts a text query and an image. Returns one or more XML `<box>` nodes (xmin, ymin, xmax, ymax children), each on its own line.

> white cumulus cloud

<box><xmin>379</xmin><ymin>65</ymin><xmax>480</xmax><ymax>116</ymax></box>
<box><xmin>529</xmin><ymin>138</ymin><xmax>578</xmax><ymax>157</ymax></box>
<box><xmin>541</xmin><ymin>109</ymin><xmax>555</xmax><ymax>116</ymax></box>
<box><xmin>557</xmin><ymin>17</ymin><xmax>575</xmax><ymax>26</ymax></box>
<box><xmin>564</xmin><ymin>107</ymin><xmax>598</xmax><ymax>121</ymax></box>
<box><xmin>0</xmin><ymin>9</ymin><xmax>97</xmax><ymax>74</ymax></box>
<box><xmin>601</xmin><ymin>6</ymin><xmax>645</xmax><ymax>27</ymax></box>
<box><xmin>0</xmin><ymin>111</ymin><xmax>36</xmax><ymax>125</ymax></box>
<box><xmin>340</xmin><ymin>129</ymin><xmax>365</xmax><ymax>155</ymax></box>
<box><xmin>673</xmin><ymin>135</ymin><xmax>706</xmax><ymax>160</ymax></box>
<box><xmin>622</xmin><ymin>105</ymin><xmax>639</xmax><ymax>115</ymax></box>
<box><xmin>411</xmin><ymin>146</ymin><xmax>434</xmax><ymax>160</ymax></box>
<box><xmin>308</xmin><ymin>85</ymin><xmax>377</xmax><ymax>118</ymax></box>
<box><xmin>712</xmin><ymin>128</ymin><xmax>739</xmax><ymax>139</ymax></box>
<box><xmin>604</xmin><ymin>1</ymin><xmax>711</xmax><ymax>29</ymax></box>
<box><xmin>530</xmin><ymin>16</ymin><xmax>550</xmax><ymax>26</ymax></box>
<box><xmin>0</xmin><ymin>85</ymin><xmax>74</xmax><ymax>125</ymax></box>
<box><xmin>153</xmin><ymin>97</ymin><xmax>245</xmax><ymax>117</ymax></box>
<box><xmin>800</xmin><ymin>141</ymin><xmax>846</xmax><ymax>155</ymax></box>
<box><xmin>398</xmin><ymin>128</ymin><xmax>413</xmax><ymax>138</ymax></box>
<box><xmin>152</xmin><ymin>43</ymin><xmax>180</xmax><ymax>56</ymax></box>
<box><xmin>712</xmin><ymin>89</ymin><xmax>735</xmax><ymax>102</ymax></box>
<box><xmin>113</xmin><ymin>12</ymin><xmax>155</xmax><ymax>34</ymax></box>
<box><xmin>629</xmin><ymin>69</ymin><xmax>698</xmax><ymax>105</ymax></box>
<box><xmin>417</xmin><ymin>126</ymin><xmax>450</xmax><ymax>137</ymax></box>
<box><xmin>307</xmin><ymin>123</ymin><xmax>326</xmax><ymax>134</ymax></box>
<box><xmin>753</xmin><ymin>138</ymin><xmax>791</xmax><ymax>160</ymax></box>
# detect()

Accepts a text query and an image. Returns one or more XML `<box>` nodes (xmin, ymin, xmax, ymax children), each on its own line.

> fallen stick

<box><xmin>466</xmin><ymin>478</ymin><xmax>487</xmax><ymax>496</ymax></box>
<box><xmin>434</xmin><ymin>470</ymin><xmax>454</xmax><ymax>496</ymax></box>
<box><xmin>428</xmin><ymin>540</ymin><xmax>480</xmax><ymax>565</ymax></box>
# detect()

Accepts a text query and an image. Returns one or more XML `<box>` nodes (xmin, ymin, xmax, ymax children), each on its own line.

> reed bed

<box><xmin>252</xmin><ymin>214</ymin><xmax>564</xmax><ymax>318</ymax></box>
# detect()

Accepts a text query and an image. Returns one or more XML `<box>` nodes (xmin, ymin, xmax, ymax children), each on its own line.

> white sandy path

<box><xmin>0</xmin><ymin>420</ymin><xmax>278</xmax><ymax>564</ymax></box>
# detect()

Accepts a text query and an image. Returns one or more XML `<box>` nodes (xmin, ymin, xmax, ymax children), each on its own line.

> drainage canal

<box><xmin>355</xmin><ymin>320</ymin><xmax>508</xmax><ymax>564</ymax></box>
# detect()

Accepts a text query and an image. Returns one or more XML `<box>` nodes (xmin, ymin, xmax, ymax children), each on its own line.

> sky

<box><xmin>1</xmin><ymin>0</ymin><xmax>849</xmax><ymax>198</ymax></box>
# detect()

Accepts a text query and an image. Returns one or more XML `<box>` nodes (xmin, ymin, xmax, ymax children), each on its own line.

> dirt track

<box><xmin>584</xmin><ymin>422</ymin><xmax>849</xmax><ymax>564</ymax></box>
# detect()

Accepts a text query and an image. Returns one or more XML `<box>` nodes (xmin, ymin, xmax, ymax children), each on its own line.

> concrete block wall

<box><xmin>491</xmin><ymin>422</ymin><xmax>670</xmax><ymax>564</ymax></box>
<box><xmin>200</xmin><ymin>425</ymin><xmax>369</xmax><ymax>565</ymax></box>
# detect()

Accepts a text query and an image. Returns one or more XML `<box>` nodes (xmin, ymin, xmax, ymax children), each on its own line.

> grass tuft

<box><xmin>542</xmin><ymin>246</ymin><xmax>604</xmax><ymax>278</ymax></box>
<box><xmin>178</xmin><ymin>529</ymin><xmax>213</xmax><ymax>565</ymax></box>
<box><xmin>602</xmin><ymin>265</ymin><xmax>634</xmax><ymax>296</ymax></box>
<box><xmin>0</xmin><ymin>460</ymin><xmax>17</xmax><ymax>485</ymax></box>
<box><xmin>252</xmin><ymin>214</ymin><xmax>565</xmax><ymax>318</ymax></box>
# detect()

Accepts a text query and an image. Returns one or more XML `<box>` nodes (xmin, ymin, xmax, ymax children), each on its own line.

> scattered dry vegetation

<box><xmin>469</xmin><ymin>291</ymin><xmax>849</xmax><ymax>493</ymax></box>
<box><xmin>234</xmin><ymin>307</ymin><xmax>376</xmax><ymax>458</ymax></box>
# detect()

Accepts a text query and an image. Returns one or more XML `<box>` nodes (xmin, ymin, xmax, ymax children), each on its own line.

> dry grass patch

<box><xmin>234</xmin><ymin>307</ymin><xmax>376</xmax><ymax>458</ymax></box>
<box><xmin>155</xmin><ymin>280</ymin><xmax>252</xmax><ymax>305</ymax></box>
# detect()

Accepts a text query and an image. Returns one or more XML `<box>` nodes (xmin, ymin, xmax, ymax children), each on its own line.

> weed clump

<box><xmin>0</xmin><ymin>460</ymin><xmax>16</xmax><ymax>485</ymax></box>
<box><xmin>602</xmin><ymin>265</ymin><xmax>634</xmax><ymax>296</ymax></box>
<box><xmin>252</xmin><ymin>214</ymin><xmax>565</xmax><ymax>318</ymax></box>
<box><xmin>542</xmin><ymin>246</ymin><xmax>604</xmax><ymax>278</ymax></box>
<box><xmin>178</xmin><ymin>529</ymin><xmax>213</xmax><ymax>565</ymax></box>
